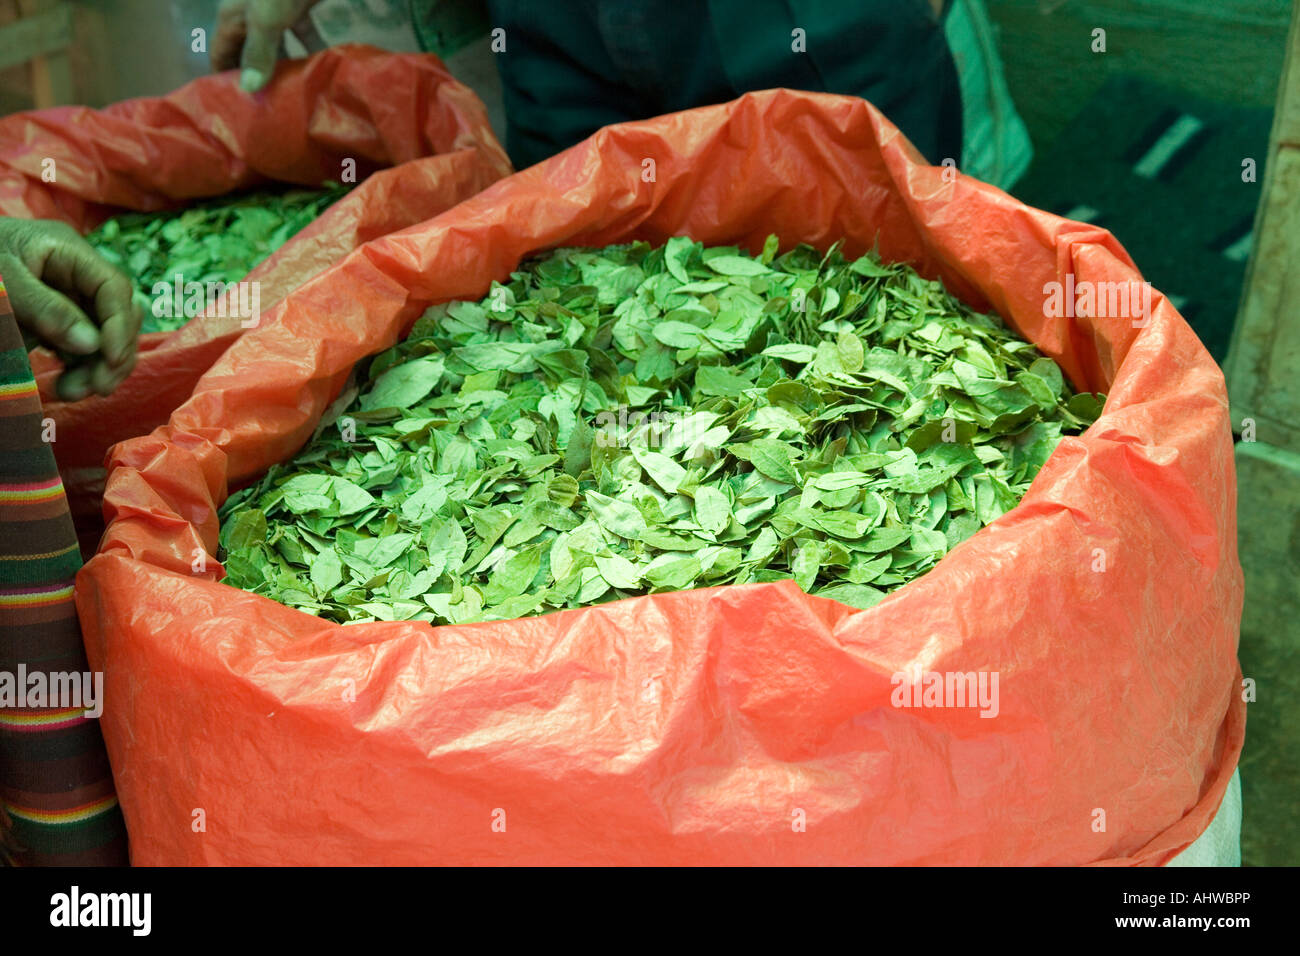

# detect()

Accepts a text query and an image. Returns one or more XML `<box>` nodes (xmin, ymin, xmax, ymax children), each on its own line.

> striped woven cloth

<box><xmin>0</xmin><ymin>279</ymin><xmax>128</xmax><ymax>865</ymax></box>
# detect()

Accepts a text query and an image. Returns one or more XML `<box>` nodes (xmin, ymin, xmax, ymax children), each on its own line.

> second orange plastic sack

<box><xmin>0</xmin><ymin>45</ymin><xmax>511</xmax><ymax>548</ymax></box>
<box><xmin>81</xmin><ymin>90</ymin><xmax>1243</xmax><ymax>865</ymax></box>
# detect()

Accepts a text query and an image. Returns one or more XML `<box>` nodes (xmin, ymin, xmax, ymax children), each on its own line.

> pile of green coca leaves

<box><xmin>86</xmin><ymin>183</ymin><xmax>349</xmax><ymax>333</ymax></box>
<box><xmin>218</xmin><ymin>236</ymin><xmax>1104</xmax><ymax>625</ymax></box>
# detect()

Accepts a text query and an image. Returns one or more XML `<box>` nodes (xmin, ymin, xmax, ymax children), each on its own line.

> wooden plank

<box><xmin>1275</xmin><ymin>0</ymin><xmax>1300</xmax><ymax>145</ymax></box>
<box><xmin>16</xmin><ymin>0</ymin><xmax>72</xmax><ymax>107</ymax></box>
<box><xmin>1225</xmin><ymin>2</ymin><xmax>1300</xmax><ymax>450</ymax></box>
<box><xmin>1235</xmin><ymin>439</ymin><xmax>1300</xmax><ymax>865</ymax></box>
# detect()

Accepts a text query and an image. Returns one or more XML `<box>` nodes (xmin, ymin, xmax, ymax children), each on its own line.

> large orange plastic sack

<box><xmin>0</xmin><ymin>44</ymin><xmax>511</xmax><ymax>550</ymax></box>
<box><xmin>80</xmin><ymin>89</ymin><xmax>1244</xmax><ymax>865</ymax></box>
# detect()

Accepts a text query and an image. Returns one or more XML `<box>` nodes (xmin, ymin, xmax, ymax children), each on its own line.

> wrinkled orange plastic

<box><xmin>0</xmin><ymin>45</ymin><xmax>510</xmax><ymax>549</ymax></box>
<box><xmin>80</xmin><ymin>89</ymin><xmax>1243</xmax><ymax>865</ymax></box>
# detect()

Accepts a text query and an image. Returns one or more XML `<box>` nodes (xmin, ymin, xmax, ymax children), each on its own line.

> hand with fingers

<box><xmin>0</xmin><ymin>218</ymin><xmax>141</xmax><ymax>401</ymax></box>
<box><xmin>212</xmin><ymin>0</ymin><xmax>321</xmax><ymax>93</ymax></box>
